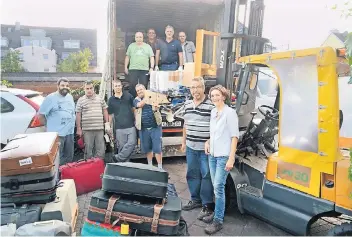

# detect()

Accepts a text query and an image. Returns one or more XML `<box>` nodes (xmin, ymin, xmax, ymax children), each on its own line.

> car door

<box><xmin>0</xmin><ymin>92</ymin><xmax>36</xmax><ymax>145</ymax></box>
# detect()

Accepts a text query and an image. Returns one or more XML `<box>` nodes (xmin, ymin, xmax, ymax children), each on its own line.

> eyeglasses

<box><xmin>190</xmin><ymin>86</ymin><xmax>203</xmax><ymax>90</ymax></box>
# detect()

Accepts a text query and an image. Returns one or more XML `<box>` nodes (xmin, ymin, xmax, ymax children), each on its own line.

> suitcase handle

<box><xmin>33</xmin><ymin>220</ymin><xmax>56</xmax><ymax>226</ymax></box>
<box><xmin>0</xmin><ymin>203</ymin><xmax>16</xmax><ymax>208</ymax></box>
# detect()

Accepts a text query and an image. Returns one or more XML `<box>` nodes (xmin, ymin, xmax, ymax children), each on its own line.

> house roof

<box><xmin>1</xmin><ymin>24</ymin><xmax>98</xmax><ymax>66</ymax></box>
<box><xmin>333</xmin><ymin>32</ymin><xmax>348</xmax><ymax>43</ymax></box>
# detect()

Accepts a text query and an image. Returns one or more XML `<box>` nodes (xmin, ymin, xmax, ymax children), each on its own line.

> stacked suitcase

<box><xmin>0</xmin><ymin>132</ymin><xmax>78</xmax><ymax>236</ymax></box>
<box><xmin>0</xmin><ymin>132</ymin><xmax>60</xmax><ymax>204</ymax></box>
<box><xmin>84</xmin><ymin>162</ymin><xmax>184</xmax><ymax>236</ymax></box>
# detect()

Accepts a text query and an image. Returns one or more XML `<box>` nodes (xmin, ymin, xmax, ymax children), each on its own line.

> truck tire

<box><xmin>225</xmin><ymin>175</ymin><xmax>237</xmax><ymax>212</ymax></box>
<box><xmin>327</xmin><ymin>223</ymin><xmax>352</xmax><ymax>236</ymax></box>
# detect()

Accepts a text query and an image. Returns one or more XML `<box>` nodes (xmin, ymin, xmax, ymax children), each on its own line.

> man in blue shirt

<box><xmin>155</xmin><ymin>25</ymin><xmax>184</xmax><ymax>71</ymax></box>
<box><xmin>38</xmin><ymin>78</ymin><xmax>76</xmax><ymax>165</ymax></box>
<box><xmin>133</xmin><ymin>84</ymin><xmax>163</xmax><ymax>169</ymax></box>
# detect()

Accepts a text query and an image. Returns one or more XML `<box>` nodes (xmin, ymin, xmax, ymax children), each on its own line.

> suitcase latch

<box><xmin>8</xmin><ymin>179</ymin><xmax>20</xmax><ymax>190</ymax></box>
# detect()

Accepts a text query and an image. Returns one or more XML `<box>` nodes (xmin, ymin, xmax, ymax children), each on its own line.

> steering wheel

<box><xmin>258</xmin><ymin>105</ymin><xmax>279</xmax><ymax>121</ymax></box>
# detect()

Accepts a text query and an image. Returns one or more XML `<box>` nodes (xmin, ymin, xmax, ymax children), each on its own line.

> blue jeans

<box><xmin>139</xmin><ymin>126</ymin><xmax>162</xmax><ymax>154</ymax></box>
<box><xmin>186</xmin><ymin>147</ymin><xmax>213</xmax><ymax>206</ymax></box>
<box><xmin>208</xmin><ymin>155</ymin><xmax>230</xmax><ymax>223</ymax></box>
<box><xmin>160</xmin><ymin>63</ymin><xmax>178</xmax><ymax>71</ymax></box>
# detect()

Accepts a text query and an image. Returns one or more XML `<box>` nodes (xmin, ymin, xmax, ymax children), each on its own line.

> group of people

<box><xmin>125</xmin><ymin>25</ymin><xmax>196</xmax><ymax>98</ymax></box>
<box><xmin>38</xmin><ymin>24</ymin><xmax>239</xmax><ymax>235</ymax></box>
<box><xmin>38</xmin><ymin>77</ymin><xmax>164</xmax><ymax>169</ymax></box>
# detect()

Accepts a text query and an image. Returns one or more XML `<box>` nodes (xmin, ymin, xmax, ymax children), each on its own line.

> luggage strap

<box><xmin>88</xmin><ymin>205</ymin><xmax>178</xmax><ymax>227</ymax></box>
<box><xmin>105</xmin><ymin>195</ymin><xmax>120</xmax><ymax>224</ymax></box>
<box><xmin>1</xmin><ymin>176</ymin><xmax>55</xmax><ymax>190</ymax></box>
<box><xmin>151</xmin><ymin>204</ymin><xmax>163</xmax><ymax>233</ymax></box>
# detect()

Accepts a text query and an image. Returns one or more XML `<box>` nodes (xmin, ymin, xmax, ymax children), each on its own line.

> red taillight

<box><xmin>16</xmin><ymin>95</ymin><xmax>44</xmax><ymax>128</ymax></box>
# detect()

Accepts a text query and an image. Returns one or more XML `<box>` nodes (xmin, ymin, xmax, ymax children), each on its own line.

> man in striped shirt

<box><xmin>181</xmin><ymin>77</ymin><xmax>215</xmax><ymax>220</ymax></box>
<box><xmin>76</xmin><ymin>81</ymin><xmax>110</xmax><ymax>159</ymax></box>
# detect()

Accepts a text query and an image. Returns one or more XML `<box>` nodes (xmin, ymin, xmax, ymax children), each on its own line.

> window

<box><xmin>32</xmin><ymin>40</ymin><xmax>40</xmax><ymax>47</ymax></box>
<box><xmin>1</xmin><ymin>37</ymin><xmax>8</xmax><ymax>47</ymax></box>
<box><xmin>23</xmin><ymin>39</ymin><xmax>31</xmax><ymax>46</ymax></box>
<box><xmin>41</xmin><ymin>40</ymin><xmax>48</xmax><ymax>49</ymax></box>
<box><xmin>44</xmin><ymin>68</ymin><xmax>50</xmax><ymax>72</ymax></box>
<box><xmin>18</xmin><ymin>53</ymin><xmax>24</xmax><ymax>61</ymax></box>
<box><xmin>64</xmin><ymin>40</ymin><xmax>80</xmax><ymax>49</ymax></box>
<box><xmin>43</xmin><ymin>54</ymin><xmax>49</xmax><ymax>60</ymax></box>
<box><xmin>1</xmin><ymin>97</ymin><xmax>14</xmax><ymax>113</ymax></box>
<box><xmin>62</xmin><ymin>52</ymin><xmax>70</xmax><ymax>60</ymax></box>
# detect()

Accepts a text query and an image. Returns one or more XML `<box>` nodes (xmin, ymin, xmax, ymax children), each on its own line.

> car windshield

<box><xmin>27</xmin><ymin>94</ymin><xmax>45</xmax><ymax>106</ymax></box>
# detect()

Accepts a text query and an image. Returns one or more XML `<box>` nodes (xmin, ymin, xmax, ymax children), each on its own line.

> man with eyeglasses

<box><xmin>180</xmin><ymin>77</ymin><xmax>215</xmax><ymax>221</ymax></box>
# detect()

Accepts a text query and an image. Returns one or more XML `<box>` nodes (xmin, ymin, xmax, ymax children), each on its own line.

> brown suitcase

<box><xmin>0</xmin><ymin>132</ymin><xmax>59</xmax><ymax>177</ymax></box>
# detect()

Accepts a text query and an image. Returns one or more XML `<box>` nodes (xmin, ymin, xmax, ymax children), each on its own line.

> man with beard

<box><xmin>38</xmin><ymin>78</ymin><xmax>76</xmax><ymax>165</ymax></box>
<box><xmin>155</xmin><ymin>25</ymin><xmax>183</xmax><ymax>71</ymax></box>
<box><xmin>180</xmin><ymin>77</ymin><xmax>215</xmax><ymax>220</ymax></box>
<box><xmin>133</xmin><ymin>84</ymin><xmax>163</xmax><ymax>168</ymax></box>
<box><xmin>75</xmin><ymin>80</ymin><xmax>110</xmax><ymax>159</ymax></box>
<box><xmin>108</xmin><ymin>79</ymin><xmax>136</xmax><ymax>162</ymax></box>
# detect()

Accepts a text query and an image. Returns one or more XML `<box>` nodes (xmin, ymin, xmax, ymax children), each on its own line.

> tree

<box><xmin>57</xmin><ymin>48</ymin><xmax>94</xmax><ymax>73</ymax></box>
<box><xmin>0</xmin><ymin>50</ymin><xmax>24</xmax><ymax>73</ymax></box>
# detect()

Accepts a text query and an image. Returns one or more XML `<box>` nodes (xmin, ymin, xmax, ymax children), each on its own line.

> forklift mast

<box><xmin>216</xmin><ymin>0</ymin><xmax>269</xmax><ymax>113</ymax></box>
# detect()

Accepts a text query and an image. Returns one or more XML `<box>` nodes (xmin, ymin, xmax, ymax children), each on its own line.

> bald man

<box><xmin>125</xmin><ymin>32</ymin><xmax>155</xmax><ymax>97</ymax></box>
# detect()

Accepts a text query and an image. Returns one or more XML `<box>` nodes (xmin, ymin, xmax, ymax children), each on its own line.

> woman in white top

<box><xmin>203</xmin><ymin>85</ymin><xmax>239</xmax><ymax>235</ymax></box>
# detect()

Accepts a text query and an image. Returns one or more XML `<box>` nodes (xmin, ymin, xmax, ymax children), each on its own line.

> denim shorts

<box><xmin>139</xmin><ymin>126</ymin><xmax>162</xmax><ymax>154</ymax></box>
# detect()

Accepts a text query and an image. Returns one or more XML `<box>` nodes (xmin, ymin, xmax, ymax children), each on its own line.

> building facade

<box><xmin>1</xmin><ymin>22</ymin><xmax>98</xmax><ymax>72</ymax></box>
<box><xmin>15</xmin><ymin>46</ymin><xmax>57</xmax><ymax>72</ymax></box>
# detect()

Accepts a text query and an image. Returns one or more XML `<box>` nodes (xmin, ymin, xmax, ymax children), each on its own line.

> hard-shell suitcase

<box><xmin>60</xmin><ymin>157</ymin><xmax>105</xmax><ymax>195</ymax></box>
<box><xmin>0</xmin><ymin>186</ymin><xmax>57</xmax><ymax>204</ymax></box>
<box><xmin>41</xmin><ymin>179</ymin><xmax>78</xmax><ymax>225</ymax></box>
<box><xmin>102</xmin><ymin>162</ymin><xmax>169</xmax><ymax>199</ymax></box>
<box><xmin>1</xmin><ymin>151</ymin><xmax>59</xmax><ymax>195</ymax></box>
<box><xmin>0</xmin><ymin>132</ymin><xmax>59</xmax><ymax>176</ymax></box>
<box><xmin>15</xmin><ymin>220</ymin><xmax>72</xmax><ymax>236</ymax></box>
<box><xmin>87</xmin><ymin>190</ymin><xmax>182</xmax><ymax>235</ymax></box>
<box><xmin>81</xmin><ymin>218</ymin><xmax>127</xmax><ymax>236</ymax></box>
<box><xmin>1</xmin><ymin>203</ymin><xmax>41</xmax><ymax>228</ymax></box>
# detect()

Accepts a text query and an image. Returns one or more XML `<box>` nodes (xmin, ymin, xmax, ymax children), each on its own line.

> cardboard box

<box><xmin>149</xmin><ymin>65</ymin><xmax>195</xmax><ymax>93</ymax></box>
<box><xmin>143</xmin><ymin>90</ymin><xmax>170</xmax><ymax>105</ymax></box>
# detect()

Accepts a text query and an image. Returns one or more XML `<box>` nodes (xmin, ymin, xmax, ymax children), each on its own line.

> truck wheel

<box><xmin>327</xmin><ymin>223</ymin><xmax>352</xmax><ymax>236</ymax></box>
<box><xmin>225</xmin><ymin>175</ymin><xmax>237</xmax><ymax>212</ymax></box>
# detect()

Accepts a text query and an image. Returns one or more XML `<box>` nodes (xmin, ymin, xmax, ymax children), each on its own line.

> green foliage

<box><xmin>71</xmin><ymin>80</ymin><xmax>101</xmax><ymax>102</ymax></box>
<box><xmin>0</xmin><ymin>50</ymin><xmax>25</xmax><ymax>73</ymax></box>
<box><xmin>57</xmin><ymin>48</ymin><xmax>93</xmax><ymax>73</ymax></box>
<box><xmin>0</xmin><ymin>80</ymin><xmax>13</xmax><ymax>87</ymax></box>
<box><xmin>332</xmin><ymin>0</ymin><xmax>352</xmax><ymax>18</ymax></box>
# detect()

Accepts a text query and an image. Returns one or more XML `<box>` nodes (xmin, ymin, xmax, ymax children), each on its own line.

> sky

<box><xmin>1</xmin><ymin>0</ymin><xmax>350</xmax><ymax>70</ymax></box>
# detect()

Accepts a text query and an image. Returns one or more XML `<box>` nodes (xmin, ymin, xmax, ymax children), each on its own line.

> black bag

<box><xmin>1</xmin><ymin>203</ymin><xmax>41</xmax><ymax>228</ymax></box>
<box><xmin>132</xmin><ymin>216</ymin><xmax>190</xmax><ymax>236</ymax></box>
<box><xmin>102</xmin><ymin>162</ymin><xmax>168</xmax><ymax>199</ymax></box>
<box><xmin>87</xmin><ymin>190</ymin><xmax>182</xmax><ymax>235</ymax></box>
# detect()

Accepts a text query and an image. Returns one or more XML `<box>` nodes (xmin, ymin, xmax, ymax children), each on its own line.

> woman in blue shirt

<box><xmin>203</xmin><ymin>85</ymin><xmax>239</xmax><ymax>235</ymax></box>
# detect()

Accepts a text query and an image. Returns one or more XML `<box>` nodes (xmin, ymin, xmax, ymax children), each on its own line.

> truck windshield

<box><xmin>258</xmin><ymin>69</ymin><xmax>277</xmax><ymax>96</ymax></box>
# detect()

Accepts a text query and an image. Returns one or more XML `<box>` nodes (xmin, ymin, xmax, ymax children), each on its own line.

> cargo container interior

<box><xmin>111</xmin><ymin>0</ymin><xmax>225</xmax><ymax>73</ymax></box>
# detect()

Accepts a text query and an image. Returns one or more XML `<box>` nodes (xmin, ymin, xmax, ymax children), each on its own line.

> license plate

<box><xmin>162</xmin><ymin>121</ymin><xmax>182</xmax><ymax>127</ymax></box>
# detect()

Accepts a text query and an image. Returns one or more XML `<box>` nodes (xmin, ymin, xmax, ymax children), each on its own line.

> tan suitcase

<box><xmin>41</xmin><ymin>179</ymin><xmax>78</xmax><ymax>226</ymax></box>
<box><xmin>0</xmin><ymin>132</ymin><xmax>59</xmax><ymax>176</ymax></box>
<box><xmin>56</xmin><ymin>179</ymin><xmax>77</xmax><ymax>211</ymax></box>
